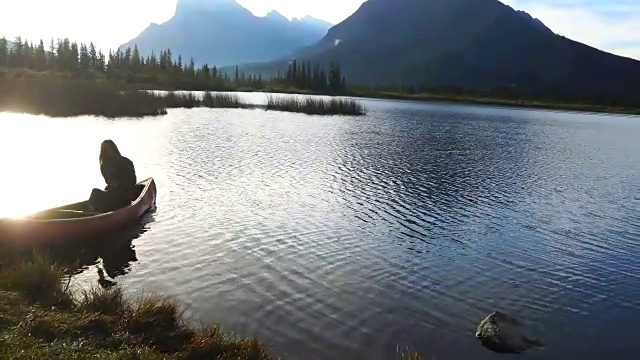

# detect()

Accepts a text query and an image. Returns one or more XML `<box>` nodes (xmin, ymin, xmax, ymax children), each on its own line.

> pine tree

<box><xmin>98</xmin><ymin>51</ymin><xmax>106</xmax><ymax>71</ymax></box>
<box><xmin>328</xmin><ymin>63</ymin><xmax>343</xmax><ymax>93</ymax></box>
<box><xmin>48</xmin><ymin>38</ymin><xmax>56</xmax><ymax>69</ymax></box>
<box><xmin>88</xmin><ymin>42</ymin><xmax>97</xmax><ymax>69</ymax></box>
<box><xmin>79</xmin><ymin>43</ymin><xmax>90</xmax><ymax>72</ymax></box>
<box><xmin>132</xmin><ymin>45</ymin><xmax>141</xmax><ymax>70</ymax></box>
<box><xmin>188</xmin><ymin>58</ymin><xmax>195</xmax><ymax>77</ymax></box>
<box><xmin>291</xmin><ymin>60</ymin><xmax>297</xmax><ymax>84</ymax></box>
<box><xmin>10</xmin><ymin>37</ymin><xmax>23</xmax><ymax>67</ymax></box>
<box><xmin>22</xmin><ymin>41</ymin><xmax>33</xmax><ymax>68</ymax></box>
<box><xmin>70</xmin><ymin>42</ymin><xmax>80</xmax><ymax>72</ymax></box>
<box><xmin>0</xmin><ymin>37</ymin><xmax>7</xmax><ymax>67</ymax></box>
<box><xmin>35</xmin><ymin>40</ymin><xmax>46</xmax><ymax>70</ymax></box>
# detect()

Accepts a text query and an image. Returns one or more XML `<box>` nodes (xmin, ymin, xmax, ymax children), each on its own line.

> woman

<box><xmin>88</xmin><ymin>140</ymin><xmax>137</xmax><ymax>212</ymax></box>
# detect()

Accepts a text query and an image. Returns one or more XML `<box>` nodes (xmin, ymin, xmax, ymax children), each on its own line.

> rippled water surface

<box><xmin>1</xmin><ymin>95</ymin><xmax>639</xmax><ymax>359</ymax></box>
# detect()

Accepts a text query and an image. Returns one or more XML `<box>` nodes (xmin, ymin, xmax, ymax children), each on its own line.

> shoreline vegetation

<box><xmin>1</xmin><ymin>36</ymin><xmax>639</xmax><ymax>118</ymax></box>
<box><xmin>0</xmin><ymin>76</ymin><xmax>367</xmax><ymax>117</ymax></box>
<box><xmin>6</xmin><ymin>74</ymin><xmax>636</xmax><ymax>119</ymax></box>
<box><xmin>0</xmin><ymin>248</ymin><xmax>424</xmax><ymax>360</ymax></box>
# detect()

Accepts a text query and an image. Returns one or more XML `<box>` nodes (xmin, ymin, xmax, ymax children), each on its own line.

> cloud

<box><xmin>501</xmin><ymin>0</ymin><xmax>640</xmax><ymax>59</ymax></box>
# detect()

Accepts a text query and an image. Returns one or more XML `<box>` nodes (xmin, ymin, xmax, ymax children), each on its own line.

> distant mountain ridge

<box><xmin>237</xmin><ymin>0</ymin><xmax>640</xmax><ymax>105</ymax></box>
<box><xmin>118</xmin><ymin>0</ymin><xmax>332</xmax><ymax>67</ymax></box>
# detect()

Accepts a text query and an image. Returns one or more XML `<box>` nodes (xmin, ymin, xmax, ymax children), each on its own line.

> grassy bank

<box><xmin>266</xmin><ymin>95</ymin><xmax>365</xmax><ymax>116</ymax></box>
<box><xmin>0</xmin><ymin>250</ymin><xmax>272</xmax><ymax>359</ymax></box>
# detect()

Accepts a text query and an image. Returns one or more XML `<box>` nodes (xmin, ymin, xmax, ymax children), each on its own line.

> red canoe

<box><xmin>0</xmin><ymin>177</ymin><xmax>157</xmax><ymax>245</ymax></box>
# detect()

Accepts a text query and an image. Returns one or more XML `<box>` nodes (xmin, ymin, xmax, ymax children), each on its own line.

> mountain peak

<box><xmin>266</xmin><ymin>10</ymin><xmax>289</xmax><ymax>22</ymax></box>
<box><xmin>175</xmin><ymin>0</ymin><xmax>245</xmax><ymax>13</ymax></box>
<box><xmin>119</xmin><ymin>0</ymin><xmax>332</xmax><ymax>67</ymax></box>
<box><xmin>292</xmin><ymin>15</ymin><xmax>333</xmax><ymax>28</ymax></box>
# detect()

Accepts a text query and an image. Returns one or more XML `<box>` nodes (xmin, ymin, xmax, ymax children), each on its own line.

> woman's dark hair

<box><xmin>99</xmin><ymin>139</ymin><xmax>121</xmax><ymax>165</ymax></box>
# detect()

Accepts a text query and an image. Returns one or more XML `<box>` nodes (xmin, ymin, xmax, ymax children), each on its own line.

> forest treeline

<box><xmin>0</xmin><ymin>36</ymin><xmax>349</xmax><ymax>94</ymax></box>
<box><xmin>1</xmin><ymin>36</ymin><xmax>638</xmax><ymax>115</ymax></box>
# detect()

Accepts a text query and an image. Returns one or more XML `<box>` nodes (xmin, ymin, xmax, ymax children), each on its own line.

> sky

<box><xmin>0</xmin><ymin>0</ymin><xmax>638</xmax><ymax>60</ymax></box>
<box><xmin>501</xmin><ymin>0</ymin><xmax>640</xmax><ymax>59</ymax></box>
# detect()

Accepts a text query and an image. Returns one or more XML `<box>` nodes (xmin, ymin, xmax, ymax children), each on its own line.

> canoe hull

<box><xmin>0</xmin><ymin>178</ymin><xmax>157</xmax><ymax>246</ymax></box>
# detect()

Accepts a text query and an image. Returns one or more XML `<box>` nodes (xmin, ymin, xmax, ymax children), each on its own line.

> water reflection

<box><xmin>3</xmin><ymin>99</ymin><xmax>640</xmax><ymax>360</ymax></box>
<box><xmin>40</xmin><ymin>209</ymin><xmax>156</xmax><ymax>284</ymax></box>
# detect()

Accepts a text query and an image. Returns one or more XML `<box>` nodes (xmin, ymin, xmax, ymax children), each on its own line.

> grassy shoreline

<box><xmin>0</xmin><ymin>250</ymin><xmax>273</xmax><ymax>359</ymax></box>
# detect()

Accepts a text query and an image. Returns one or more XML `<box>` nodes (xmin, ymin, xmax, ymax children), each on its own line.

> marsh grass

<box><xmin>201</xmin><ymin>92</ymin><xmax>245</xmax><ymax>108</ymax></box>
<box><xmin>163</xmin><ymin>91</ymin><xmax>200</xmax><ymax>108</ymax></box>
<box><xmin>162</xmin><ymin>91</ymin><xmax>247</xmax><ymax>110</ymax></box>
<box><xmin>266</xmin><ymin>95</ymin><xmax>366</xmax><ymax>115</ymax></box>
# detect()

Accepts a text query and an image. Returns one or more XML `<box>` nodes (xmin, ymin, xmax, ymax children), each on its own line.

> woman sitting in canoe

<box><xmin>88</xmin><ymin>140</ymin><xmax>137</xmax><ymax>212</ymax></box>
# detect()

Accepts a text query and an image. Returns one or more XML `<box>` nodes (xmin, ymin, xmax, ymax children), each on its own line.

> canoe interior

<box><xmin>24</xmin><ymin>179</ymin><xmax>152</xmax><ymax>221</ymax></box>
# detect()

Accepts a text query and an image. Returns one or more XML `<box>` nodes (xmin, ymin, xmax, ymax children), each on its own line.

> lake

<box><xmin>0</xmin><ymin>94</ymin><xmax>638</xmax><ymax>360</ymax></box>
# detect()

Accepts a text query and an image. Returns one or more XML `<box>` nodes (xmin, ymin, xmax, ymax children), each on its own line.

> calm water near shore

<box><xmin>1</xmin><ymin>94</ymin><xmax>639</xmax><ymax>359</ymax></box>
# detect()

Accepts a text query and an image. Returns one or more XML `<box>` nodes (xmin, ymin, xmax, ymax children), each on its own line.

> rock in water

<box><xmin>475</xmin><ymin>311</ymin><xmax>544</xmax><ymax>354</ymax></box>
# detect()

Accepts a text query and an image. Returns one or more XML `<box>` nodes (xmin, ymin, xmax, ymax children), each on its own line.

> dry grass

<box><xmin>397</xmin><ymin>346</ymin><xmax>431</xmax><ymax>360</ymax></box>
